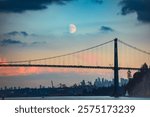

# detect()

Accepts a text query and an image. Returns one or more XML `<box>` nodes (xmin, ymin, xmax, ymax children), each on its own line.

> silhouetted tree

<box><xmin>140</xmin><ymin>63</ymin><xmax>148</xmax><ymax>73</ymax></box>
<box><xmin>126</xmin><ymin>63</ymin><xmax>150</xmax><ymax>97</ymax></box>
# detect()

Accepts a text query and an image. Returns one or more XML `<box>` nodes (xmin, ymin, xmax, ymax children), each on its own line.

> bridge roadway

<box><xmin>0</xmin><ymin>64</ymin><xmax>141</xmax><ymax>70</ymax></box>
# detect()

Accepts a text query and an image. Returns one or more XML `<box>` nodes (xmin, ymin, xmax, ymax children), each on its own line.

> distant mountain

<box><xmin>126</xmin><ymin>63</ymin><xmax>150</xmax><ymax>97</ymax></box>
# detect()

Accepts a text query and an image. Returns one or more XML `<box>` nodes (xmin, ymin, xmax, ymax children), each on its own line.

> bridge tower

<box><xmin>114</xmin><ymin>38</ymin><xmax>119</xmax><ymax>97</ymax></box>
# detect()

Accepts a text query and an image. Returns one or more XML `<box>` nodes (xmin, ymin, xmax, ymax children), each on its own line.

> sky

<box><xmin>0</xmin><ymin>0</ymin><xmax>150</xmax><ymax>88</ymax></box>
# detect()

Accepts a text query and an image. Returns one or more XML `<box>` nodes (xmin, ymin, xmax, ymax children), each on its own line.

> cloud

<box><xmin>0</xmin><ymin>38</ymin><xmax>47</xmax><ymax>46</ymax></box>
<box><xmin>0</xmin><ymin>0</ymin><xmax>73</xmax><ymax>13</ymax></box>
<box><xmin>0</xmin><ymin>57</ymin><xmax>63</xmax><ymax>76</ymax></box>
<box><xmin>0</xmin><ymin>31</ymin><xmax>46</xmax><ymax>46</ymax></box>
<box><xmin>20</xmin><ymin>31</ymin><xmax>28</xmax><ymax>36</ymax></box>
<box><xmin>0</xmin><ymin>57</ymin><xmax>79</xmax><ymax>76</ymax></box>
<box><xmin>92</xmin><ymin>0</ymin><xmax>103</xmax><ymax>4</ymax></box>
<box><xmin>119</xmin><ymin>0</ymin><xmax>150</xmax><ymax>23</ymax></box>
<box><xmin>31</xmin><ymin>41</ymin><xmax>46</xmax><ymax>45</ymax></box>
<box><xmin>0</xmin><ymin>39</ymin><xmax>25</xmax><ymax>46</ymax></box>
<box><xmin>0</xmin><ymin>56</ymin><xmax>109</xmax><ymax>77</ymax></box>
<box><xmin>100</xmin><ymin>26</ymin><xmax>114</xmax><ymax>32</ymax></box>
<box><xmin>4</xmin><ymin>31</ymin><xmax>29</xmax><ymax>37</ymax></box>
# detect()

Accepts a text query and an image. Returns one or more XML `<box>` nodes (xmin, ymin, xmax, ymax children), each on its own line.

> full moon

<box><xmin>69</xmin><ymin>24</ymin><xmax>77</xmax><ymax>34</ymax></box>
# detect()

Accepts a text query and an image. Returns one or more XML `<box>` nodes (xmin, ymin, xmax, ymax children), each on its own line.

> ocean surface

<box><xmin>2</xmin><ymin>96</ymin><xmax>150</xmax><ymax>100</ymax></box>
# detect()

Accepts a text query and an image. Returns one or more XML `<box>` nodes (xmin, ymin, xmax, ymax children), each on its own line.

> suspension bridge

<box><xmin>0</xmin><ymin>38</ymin><xmax>150</xmax><ymax>97</ymax></box>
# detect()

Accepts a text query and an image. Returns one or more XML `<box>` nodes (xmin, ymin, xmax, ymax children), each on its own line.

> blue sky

<box><xmin>0</xmin><ymin>0</ymin><xmax>150</xmax><ymax>88</ymax></box>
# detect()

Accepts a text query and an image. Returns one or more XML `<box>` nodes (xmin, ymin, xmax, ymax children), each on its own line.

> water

<box><xmin>2</xmin><ymin>96</ymin><xmax>150</xmax><ymax>100</ymax></box>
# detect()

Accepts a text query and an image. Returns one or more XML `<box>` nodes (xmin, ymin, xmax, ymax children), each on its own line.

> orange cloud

<box><xmin>0</xmin><ymin>66</ymin><xmax>72</xmax><ymax>76</ymax></box>
<box><xmin>0</xmin><ymin>57</ymin><xmax>85</xmax><ymax>76</ymax></box>
<box><xmin>0</xmin><ymin>57</ymin><xmax>55</xmax><ymax>76</ymax></box>
<box><xmin>0</xmin><ymin>56</ymin><xmax>114</xmax><ymax>77</ymax></box>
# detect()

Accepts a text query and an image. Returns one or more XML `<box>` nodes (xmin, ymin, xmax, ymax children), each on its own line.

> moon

<box><xmin>69</xmin><ymin>24</ymin><xmax>77</xmax><ymax>34</ymax></box>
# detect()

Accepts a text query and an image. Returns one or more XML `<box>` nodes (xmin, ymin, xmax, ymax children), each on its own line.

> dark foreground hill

<box><xmin>126</xmin><ymin>63</ymin><xmax>150</xmax><ymax>97</ymax></box>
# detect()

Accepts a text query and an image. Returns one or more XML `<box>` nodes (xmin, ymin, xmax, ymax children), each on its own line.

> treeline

<box><xmin>0</xmin><ymin>84</ymin><xmax>126</xmax><ymax>98</ymax></box>
<box><xmin>126</xmin><ymin>63</ymin><xmax>150</xmax><ymax>97</ymax></box>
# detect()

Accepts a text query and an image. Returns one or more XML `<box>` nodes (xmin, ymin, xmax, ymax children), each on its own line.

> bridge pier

<box><xmin>114</xmin><ymin>38</ymin><xmax>119</xmax><ymax>97</ymax></box>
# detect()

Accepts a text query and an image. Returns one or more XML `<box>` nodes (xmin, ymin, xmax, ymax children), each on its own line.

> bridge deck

<box><xmin>0</xmin><ymin>64</ymin><xmax>141</xmax><ymax>70</ymax></box>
